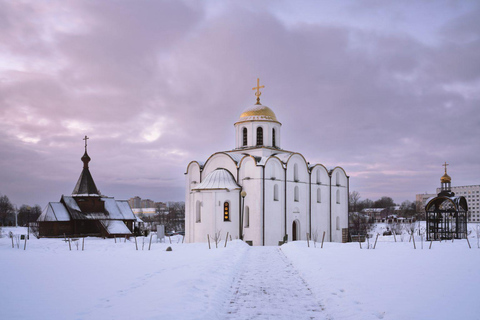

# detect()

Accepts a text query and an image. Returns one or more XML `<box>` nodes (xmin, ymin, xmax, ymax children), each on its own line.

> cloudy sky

<box><xmin>1</xmin><ymin>0</ymin><xmax>479</xmax><ymax>208</ymax></box>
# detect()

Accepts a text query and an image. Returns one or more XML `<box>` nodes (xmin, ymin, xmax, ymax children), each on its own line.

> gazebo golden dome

<box><xmin>441</xmin><ymin>173</ymin><xmax>451</xmax><ymax>183</ymax></box>
<box><xmin>440</xmin><ymin>161</ymin><xmax>451</xmax><ymax>183</ymax></box>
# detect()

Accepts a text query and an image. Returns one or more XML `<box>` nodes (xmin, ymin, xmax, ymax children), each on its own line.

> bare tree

<box><xmin>212</xmin><ymin>230</ymin><xmax>222</xmax><ymax>248</ymax></box>
<box><xmin>349</xmin><ymin>191</ymin><xmax>361</xmax><ymax>213</ymax></box>
<box><xmin>312</xmin><ymin>229</ymin><xmax>319</xmax><ymax>248</ymax></box>
<box><xmin>17</xmin><ymin>205</ymin><xmax>42</xmax><ymax>226</ymax></box>
<box><xmin>349</xmin><ymin>212</ymin><xmax>374</xmax><ymax>239</ymax></box>
<box><xmin>0</xmin><ymin>195</ymin><xmax>15</xmax><ymax>226</ymax></box>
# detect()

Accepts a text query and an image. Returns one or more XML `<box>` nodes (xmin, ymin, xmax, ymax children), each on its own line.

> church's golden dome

<box><xmin>238</xmin><ymin>104</ymin><xmax>278</xmax><ymax>122</ymax></box>
<box><xmin>441</xmin><ymin>173</ymin><xmax>451</xmax><ymax>183</ymax></box>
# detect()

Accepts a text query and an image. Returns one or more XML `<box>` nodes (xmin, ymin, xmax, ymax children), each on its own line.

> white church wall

<box><xmin>310</xmin><ymin>165</ymin><xmax>331</xmax><ymax>241</ymax></box>
<box><xmin>264</xmin><ymin>158</ymin><xmax>286</xmax><ymax>246</ymax></box>
<box><xmin>238</xmin><ymin>157</ymin><xmax>263</xmax><ymax>245</ymax></box>
<box><xmin>191</xmin><ymin>190</ymin><xmax>240</xmax><ymax>243</ymax></box>
<box><xmin>202</xmin><ymin>153</ymin><xmax>237</xmax><ymax>180</ymax></box>
<box><xmin>185</xmin><ymin>162</ymin><xmax>201</xmax><ymax>243</ymax></box>
<box><xmin>330</xmin><ymin>167</ymin><xmax>349</xmax><ymax>242</ymax></box>
<box><xmin>286</xmin><ymin>155</ymin><xmax>309</xmax><ymax>241</ymax></box>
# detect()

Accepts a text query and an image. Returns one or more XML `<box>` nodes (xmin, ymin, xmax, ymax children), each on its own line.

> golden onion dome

<box><xmin>441</xmin><ymin>173</ymin><xmax>451</xmax><ymax>183</ymax></box>
<box><xmin>238</xmin><ymin>104</ymin><xmax>278</xmax><ymax>123</ymax></box>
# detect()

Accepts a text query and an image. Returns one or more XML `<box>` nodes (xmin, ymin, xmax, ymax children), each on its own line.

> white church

<box><xmin>185</xmin><ymin>80</ymin><xmax>349</xmax><ymax>246</ymax></box>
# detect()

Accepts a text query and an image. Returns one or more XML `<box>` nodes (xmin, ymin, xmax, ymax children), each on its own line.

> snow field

<box><xmin>1</xmin><ymin>227</ymin><xmax>479</xmax><ymax>320</ymax></box>
<box><xmin>281</xmin><ymin>238</ymin><xmax>480</xmax><ymax>320</ymax></box>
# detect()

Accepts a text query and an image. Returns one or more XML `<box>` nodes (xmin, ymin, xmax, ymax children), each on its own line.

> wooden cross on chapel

<box><xmin>83</xmin><ymin>135</ymin><xmax>89</xmax><ymax>152</ymax></box>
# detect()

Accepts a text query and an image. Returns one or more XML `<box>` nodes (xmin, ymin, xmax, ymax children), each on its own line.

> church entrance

<box><xmin>292</xmin><ymin>220</ymin><xmax>299</xmax><ymax>241</ymax></box>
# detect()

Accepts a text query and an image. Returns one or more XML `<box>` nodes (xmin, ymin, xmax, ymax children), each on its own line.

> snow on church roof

<box><xmin>38</xmin><ymin>202</ymin><xmax>71</xmax><ymax>222</ymax></box>
<box><xmin>192</xmin><ymin>169</ymin><xmax>240</xmax><ymax>191</ymax></box>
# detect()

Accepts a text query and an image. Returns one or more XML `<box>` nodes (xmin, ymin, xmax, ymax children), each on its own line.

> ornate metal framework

<box><xmin>425</xmin><ymin>195</ymin><xmax>468</xmax><ymax>241</ymax></box>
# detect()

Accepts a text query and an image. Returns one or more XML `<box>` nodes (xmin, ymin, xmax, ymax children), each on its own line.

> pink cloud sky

<box><xmin>1</xmin><ymin>0</ymin><xmax>479</xmax><ymax>207</ymax></box>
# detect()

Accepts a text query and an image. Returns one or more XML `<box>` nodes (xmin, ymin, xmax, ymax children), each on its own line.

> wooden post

<box><xmin>82</xmin><ymin>237</ymin><xmax>85</xmax><ymax>251</ymax></box>
<box><xmin>429</xmin><ymin>240</ymin><xmax>433</xmax><ymax>249</ymax></box>
<box><xmin>11</xmin><ymin>235</ymin><xmax>14</xmax><ymax>248</ymax></box>
<box><xmin>148</xmin><ymin>234</ymin><xmax>153</xmax><ymax>250</ymax></box>
<box><xmin>359</xmin><ymin>238</ymin><xmax>362</xmax><ymax>249</ymax></box>
<box><xmin>412</xmin><ymin>234</ymin><xmax>416</xmax><ymax>249</ymax></box>
<box><xmin>124</xmin><ymin>235</ymin><xmax>127</xmax><ymax>243</ymax></box>
<box><xmin>142</xmin><ymin>237</ymin><xmax>145</xmax><ymax>250</ymax></box>
<box><xmin>207</xmin><ymin>234</ymin><xmax>211</xmax><ymax>249</ymax></box>
<box><xmin>68</xmin><ymin>238</ymin><xmax>72</xmax><ymax>251</ymax></box>
<box><xmin>373</xmin><ymin>233</ymin><xmax>379</xmax><ymax>249</ymax></box>
<box><xmin>24</xmin><ymin>236</ymin><xmax>27</xmax><ymax>250</ymax></box>
<box><xmin>64</xmin><ymin>233</ymin><xmax>67</xmax><ymax>242</ymax></box>
<box><xmin>182</xmin><ymin>235</ymin><xmax>185</xmax><ymax>243</ymax></box>
<box><xmin>466</xmin><ymin>236</ymin><xmax>471</xmax><ymax>249</ymax></box>
<box><xmin>321</xmin><ymin>231</ymin><xmax>325</xmax><ymax>249</ymax></box>
<box><xmin>134</xmin><ymin>236</ymin><xmax>138</xmax><ymax>250</ymax></box>
<box><xmin>114</xmin><ymin>235</ymin><xmax>117</xmax><ymax>243</ymax></box>
<box><xmin>230</xmin><ymin>234</ymin><xmax>232</xmax><ymax>241</ymax></box>
<box><xmin>306</xmin><ymin>233</ymin><xmax>310</xmax><ymax>248</ymax></box>
<box><xmin>169</xmin><ymin>236</ymin><xmax>172</xmax><ymax>244</ymax></box>
<box><xmin>393</xmin><ymin>231</ymin><xmax>397</xmax><ymax>242</ymax></box>
<box><xmin>224</xmin><ymin>232</ymin><xmax>229</xmax><ymax>248</ymax></box>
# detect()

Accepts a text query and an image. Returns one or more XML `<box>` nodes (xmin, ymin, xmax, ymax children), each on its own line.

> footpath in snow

<box><xmin>224</xmin><ymin>246</ymin><xmax>323</xmax><ymax>319</ymax></box>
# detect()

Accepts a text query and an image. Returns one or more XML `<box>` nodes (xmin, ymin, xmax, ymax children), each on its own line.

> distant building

<box><xmin>132</xmin><ymin>208</ymin><xmax>157</xmax><ymax>216</ymax></box>
<box><xmin>156</xmin><ymin>202</ymin><xmax>168</xmax><ymax>212</ymax></box>
<box><xmin>128</xmin><ymin>197</ymin><xmax>159</xmax><ymax>209</ymax></box>
<box><xmin>141</xmin><ymin>199</ymin><xmax>155</xmax><ymax>208</ymax></box>
<box><xmin>128</xmin><ymin>196</ymin><xmax>142</xmax><ymax>209</ymax></box>
<box><xmin>37</xmin><ymin>138</ymin><xmax>136</xmax><ymax>238</ymax></box>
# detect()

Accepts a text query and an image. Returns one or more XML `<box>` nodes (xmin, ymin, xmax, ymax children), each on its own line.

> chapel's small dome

<box><xmin>441</xmin><ymin>173</ymin><xmax>451</xmax><ymax>183</ymax></box>
<box><xmin>238</xmin><ymin>104</ymin><xmax>278</xmax><ymax>122</ymax></box>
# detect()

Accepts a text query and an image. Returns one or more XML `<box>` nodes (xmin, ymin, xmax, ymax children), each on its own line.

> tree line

<box><xmin>349</xmin><ymin>191</ymin><xmax>419</xmax><ymax>218</ymax></box>
<box><xmin>138</xmin><ymin>201</ymin><xmax>185</xmax><ymax>233</ymax></box>
<box><xmin>0</xmin><ymin>194</ymin><xmax>42</xmax><ymax>227</ymax></box>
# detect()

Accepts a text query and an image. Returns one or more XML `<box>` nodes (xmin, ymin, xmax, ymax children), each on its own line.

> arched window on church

<box><xmin>336</xmin><ymin>171</ymin><xmax>340</xmax><ymax>186</ymax></box>
<box><xmin>196</xmin><ymin>201</ymin><xmax>201</xmax><ymax>223</ymax></box>
<box><xmin>294</xmin><ymin>186</ymin><xmax>299</xmax><ymax>202</ymax></box>
<box><xmin>243</xmin><ymin>127</ymin><xmax>247</xmax><ymax>146</ymax></box>
<box><xmin>274</xmin><ymin>184</ymin><xmax>279</xmax><ymax>201</ymax></box>
<box><xmin>244</xmin><ymin>206</ymin><xmax>249</xmax><ymax>228</ymax></box>
<box><xmin>224</xmin><ymin>202</ymin><xmax>230</xmax><ymax>221</ymax></box>
<box><xmin>294</xmin><ymin>164</ymin><xmax>299</xmax><ymax>182</ymax></box>
<box><xmin>336</xmin><ymin>189</ymin><xmax>340</xmax><ymax>204</ymax></box>
<box><xmin>336</xmin><ymin>216</ymin><xmax>340</xmax><ymax>230</ymax></box>
<box><xmin>316</xmin><ymin>170</ymin><xmax>321</xmax><ymax>184</ymax></box>
<box><xmin>317</xmin><ymin>188</ymin><xmax>321</xmax><ymax>203</ymax></box>
<box><xmin>256</xmin><ymin>127</ymin><xmax>263</xmax><ymax>146</ymax></box>
<box><xmin>272</xmin><ymin>128</ymin><xmax>276</xmax><ymax>147</ymax></box>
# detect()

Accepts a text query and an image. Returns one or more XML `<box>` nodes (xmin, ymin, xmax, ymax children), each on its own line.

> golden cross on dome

<box><xmin>443</xmin><ymin>161</ymin><xmax>449</xmax><ymax>174</ymax></box>
<box><xmin>83</xmin><ymin>135</ymin><xmax>89</xmax><ymax>151</ymax></box>
<box><xmin>252</xmin><ymin>78</ymin><xmax>265</xmax><ymax>105</ymax></box>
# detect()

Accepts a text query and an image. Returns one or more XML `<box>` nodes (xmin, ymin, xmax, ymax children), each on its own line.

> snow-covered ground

<box><xmin>1</xmin><ymin>226</ymin><xmax>479</xmax><ymax>320</ymax></box>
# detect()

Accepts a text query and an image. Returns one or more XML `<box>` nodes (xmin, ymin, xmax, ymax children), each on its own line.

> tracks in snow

<box><xmin>225</xmin><ymin>246</ymin><xmax>325</xmax><ymax>320</ymax></box>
